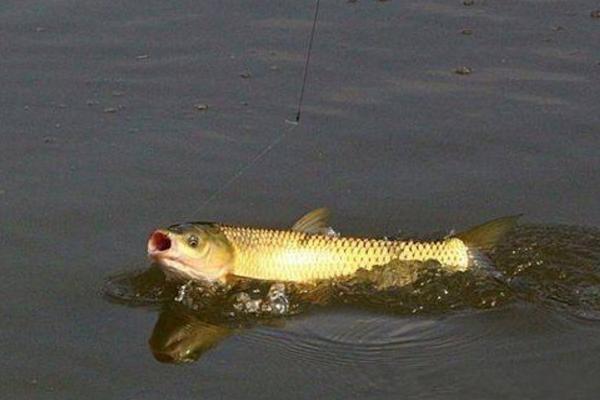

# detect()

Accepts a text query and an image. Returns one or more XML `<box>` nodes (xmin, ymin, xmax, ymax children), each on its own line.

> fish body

<box><xmin>147</xmin><ymin>208</ymin><xmax>519</xmax><ymax>283</ymax></box>
<box><xmin>219</xmin><ymin>225</ymin><xmax>468</xmax><ymax>282</ymax></box>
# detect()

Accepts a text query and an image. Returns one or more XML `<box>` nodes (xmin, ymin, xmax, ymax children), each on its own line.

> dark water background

<box><xmin>2</xmin><ymin>0</ymin><xmax>600</xmax><ymax>399</ymax></box>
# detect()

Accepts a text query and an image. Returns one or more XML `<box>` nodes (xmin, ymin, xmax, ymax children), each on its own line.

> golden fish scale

<box><xmin>219</xmin><ymin>226</ymin><xmax>470</xmax><ymax>282</ymax></box>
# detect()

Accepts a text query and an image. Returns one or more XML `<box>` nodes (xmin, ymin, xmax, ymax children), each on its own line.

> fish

<box><xmin>149</xmin><ymin>306</ymin><xmax>231</xmax><ymax>363</ymax></box>
<box><xmin>147</xmin><ymin>208</ymin><xmax>519</xmax><ymax>283</ymax></box>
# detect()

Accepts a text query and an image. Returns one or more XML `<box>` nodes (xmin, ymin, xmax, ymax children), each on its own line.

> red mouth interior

<box><xmin>150</xmin><ymin>231</ymin><xmax>171</xmax><ymax>252</ymax></box>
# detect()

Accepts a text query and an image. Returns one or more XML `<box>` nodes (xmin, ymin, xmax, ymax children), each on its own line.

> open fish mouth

<box><xmin>148</xmin><ymin>231</ymin><xmax>172</xmax><ymax>254</ymax></box>
<box><xmin>147</xmin><ymin>231</ymin><xmax>195</xmax><ymax>280</ymax></box>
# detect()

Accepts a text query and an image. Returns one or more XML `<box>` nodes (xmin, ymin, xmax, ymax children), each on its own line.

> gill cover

<box><xmin>166</xmin><ymin>222</ymin><xmax>235</xmax><ymax>281</ymax></box>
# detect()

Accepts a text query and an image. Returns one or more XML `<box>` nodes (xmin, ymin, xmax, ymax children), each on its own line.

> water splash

<box><xmin>103</xmin><ymin>223</ymin><xmax>600</xmax><ymax>363</ymax></box>
<box><xmin>104</xmin><ymin>224</ymin><xmax>600</xmax><ymax>321</ymax></box>
<box><xmin>494</xmin><ymin>224</ymin><xmax>600</xmax><ymax>320</ymax></box>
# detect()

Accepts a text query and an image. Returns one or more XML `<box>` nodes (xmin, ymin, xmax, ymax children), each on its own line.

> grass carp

<box><xmin>147</xmin><ymin>208</ymin><xmax>519</xmax><ymax>283</ymax></box>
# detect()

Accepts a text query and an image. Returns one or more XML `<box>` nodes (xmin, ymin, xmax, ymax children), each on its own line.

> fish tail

<box><xmin>454</xmin><ymin>215</ymin><xmax>521</xmax><ymax>272</ymax></box>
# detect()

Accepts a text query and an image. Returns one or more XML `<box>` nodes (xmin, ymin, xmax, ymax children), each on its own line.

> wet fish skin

<box><xmin>219</xmin><ymin>225</ymin><xmax>469</xmax><ymax>282</ymax></box>
<box><xmin>147</xmin><ymin>209</ymin><xmax>519</xmax><ymax>283</ymax></box>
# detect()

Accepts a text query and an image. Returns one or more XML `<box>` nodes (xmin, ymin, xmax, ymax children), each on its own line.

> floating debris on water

<box><xmin>136</xmin><ymin>54</ymin><xmax>150</xmax><ymax>60</ymax></box>
<box><xmin>454</xmin><ymin>66</ymin><xmax>473</xmax><ymax>75</ymax></box>
<box><xmin>103</xmin><ymin>107</ymin><xmax>118</xmax><ymax>113</ymax></box>
<box><xmin>461</xmin><ymin>29</ymin><xmax>473</xmax><ymax>35</ymax></box>
<box><xmin>240</xmin><ymin>71</ymin><xmax>252</xmax><ymax>79</ymax></box>
<box><xmin>463</xmin><ymin>0</ymin><xmax>475</xmax><ymax>6</ymax></box>
<box><xmin>195</xmin><ymin>103</ymin><xmax>209</xmax><ymax>111</ymax></box>
<box><xmin>591</xmin><ymin>10</ymin><xmax>600</xmax><ymax>18</ymax></box>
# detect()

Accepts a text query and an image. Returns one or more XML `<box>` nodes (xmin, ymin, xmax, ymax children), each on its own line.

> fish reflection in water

<box><xmin>106</xmin><ymin>224</ymin><xmax>600</xmax><ymax>364</ymax></box>
<box><xmin>149</xmin><ymin>306</ymin><xmax>232</xmax><ymax>363</ymax></box>
<box><xmin>149</xmin><ymin>285</ymin><xmax>301</xmax><ymax>363</ymax></box>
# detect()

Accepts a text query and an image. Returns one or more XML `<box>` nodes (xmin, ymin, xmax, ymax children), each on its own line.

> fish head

<box><xmin>147</xmin><ymin>222</ymin><xmax>233</xmax><ymax>282</ymax></box>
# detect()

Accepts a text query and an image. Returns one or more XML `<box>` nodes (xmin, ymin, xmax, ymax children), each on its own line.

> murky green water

<box><xmin>3</xmin><ymin>0</ymin><xmax>600</xmax><ymax>398</ymax></box>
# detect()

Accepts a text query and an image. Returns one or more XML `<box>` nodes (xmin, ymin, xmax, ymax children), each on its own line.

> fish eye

<box><xmin>187</xmin><ymin>234</ymin><xmax>199</xmax><ymax>248</ymax></box>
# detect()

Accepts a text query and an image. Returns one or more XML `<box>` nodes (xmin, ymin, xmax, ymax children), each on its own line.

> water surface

<box><xmin>2</xmin><ymin>0</ymin><xmax>600</xmax><ymax>399</ymax></box>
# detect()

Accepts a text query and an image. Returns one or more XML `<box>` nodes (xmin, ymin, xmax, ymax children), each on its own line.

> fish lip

<box><xmin>147</xmin><ymin>230</ymin><xmax>172</xmax><ymax>256</ymax></box>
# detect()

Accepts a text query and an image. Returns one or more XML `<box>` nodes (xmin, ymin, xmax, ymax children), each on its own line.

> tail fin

<box><xmin>454</xmin><ymin>214</ymin><xmax>521</xmax><ymax>272</ymax></box>
<box><xmin>455</xmin><ymin>215</ymin><xmax>521</xmax><ymax>251</ymax></box>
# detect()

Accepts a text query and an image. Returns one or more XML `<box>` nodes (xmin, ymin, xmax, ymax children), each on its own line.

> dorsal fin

<box><xmin>291</xmin><ymin>208</ymin><xmax>332</xmax><ymax>235</ymax></box>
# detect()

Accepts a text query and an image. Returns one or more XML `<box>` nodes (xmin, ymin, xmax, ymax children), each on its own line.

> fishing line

<box><xmin>191</xmin><ymin>123</ymin><xmax>296</xmax><ymax>215</ymax></box>
<box><xmin>190</xmin><ymin>0</ymin><xmax>321</xmax><ymax>217</ymax></box>
<box><xmin>295</xmin><ymin>0</ymin><xmax>321</xmax><ymax>123</ymax></box>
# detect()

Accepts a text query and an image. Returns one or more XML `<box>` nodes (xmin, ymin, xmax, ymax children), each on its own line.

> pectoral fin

<box><xmin>292</xmin><ymin>208</ymin><xmax>335</xmax><ymax>235</ymax></box>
